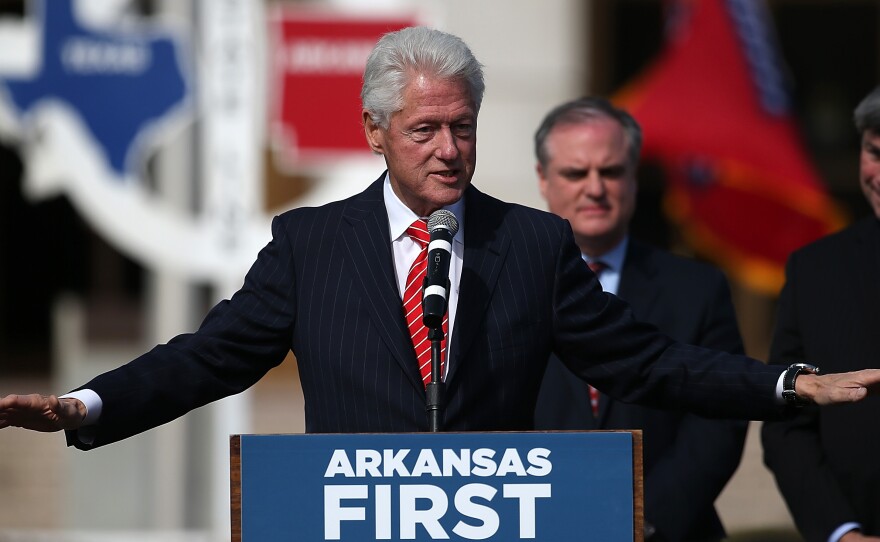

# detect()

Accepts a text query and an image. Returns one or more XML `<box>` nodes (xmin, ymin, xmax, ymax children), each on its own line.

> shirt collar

<box><xmin>383</xmin><ymin>172</ymin><xmax>465</xmax><ymax>243</ymax></box>
<box><xmin>584</xmin><ymin>236</ymin><xmax>628</xmax><ymax>272</ymax></box>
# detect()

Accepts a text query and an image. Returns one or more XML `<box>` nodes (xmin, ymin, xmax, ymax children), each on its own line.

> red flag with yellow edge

<box><xmin>615</xmin><ymin>0</ymin><xmax>847</xmax><ymax>295</ymax></box>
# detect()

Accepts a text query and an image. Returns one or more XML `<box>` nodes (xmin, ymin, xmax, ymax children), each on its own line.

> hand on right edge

<box><xmin>797</xmin><ymin>369</ymin><xmax>880</xmax><ymax>405</ymax></box>
<box><xmin>840</xmin><ymin>531</ymin><xmax>880</xmax><ymax>542</ymax></box>
<box><xmin>0</xmin><ymin>394</ymin><xmax>86</xmax><ymax>432</ymax></box>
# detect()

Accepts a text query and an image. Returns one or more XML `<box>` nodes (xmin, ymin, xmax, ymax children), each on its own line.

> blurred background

<box><xmin>0</xmin><ymin>0</ymin><xmax>876</xmax><ymax>540</ymax></box>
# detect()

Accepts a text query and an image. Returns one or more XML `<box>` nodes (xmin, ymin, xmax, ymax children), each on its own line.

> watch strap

<box><xmin>782</xmin><ymin>362</ymin><xmax>820</xmax><ymax>406</ymax></box>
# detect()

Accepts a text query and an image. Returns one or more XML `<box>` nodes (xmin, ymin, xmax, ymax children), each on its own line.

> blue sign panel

<box><xmin>239</xmin><ymin>432</ymin><xmax>635</xmax><ymax>541</ymax></box>
<box><xmin>1</xmin><ymin>0</ymin><xmax>191</xmax><ymax>177</ymax></box>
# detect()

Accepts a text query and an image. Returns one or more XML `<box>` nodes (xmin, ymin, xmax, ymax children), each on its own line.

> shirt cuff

<box><xmin>775</xmin><ymin>370</ymin><xmax>786</xmax><ymax>404</ymax></box>
<box><xmin>829</xmin><ymin>522</ymin><xmax>861</xmax><ymax>542</ymax></box>
<box><xmin>59</xmin><ymin>389</ymin><xmax>103</xmax><ymax>425</ymax></box>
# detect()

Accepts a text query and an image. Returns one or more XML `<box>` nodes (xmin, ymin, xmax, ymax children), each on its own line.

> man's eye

<box><xmin>601</xmin><ymin>167</ymin><xmax>626</xmax><ymax>179</ymax></box>
<box><xmin>410</xmin><ymin>127</ymin><xmax>434</xmax><ymax>140</ymax></box>
<box><xmin>453</xmin><ymin>124</ymin><xmax>473</xmax><ymax>136</ymax></box>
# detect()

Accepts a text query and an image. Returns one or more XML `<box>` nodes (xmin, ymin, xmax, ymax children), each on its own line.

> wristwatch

<box><xmin>782</xmin><ymin>362</ymin><xmax>820</xmax><ymax>406</ymax></box>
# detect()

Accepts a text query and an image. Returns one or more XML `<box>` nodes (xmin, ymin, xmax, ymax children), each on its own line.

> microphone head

<box><xmin>427</xmin><ymin>209</ymin><xmax>459</xmax><ymax>237</ymax></box>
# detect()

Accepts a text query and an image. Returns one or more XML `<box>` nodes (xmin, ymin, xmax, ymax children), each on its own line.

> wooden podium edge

<box><xmin>230</xmin><ymin>435</ymin><xmax>242</xmax><ymax>542</ymax></box>
<box><xmin>631</xmin><ymin>429</ymin><xmax>644</xmax><ymax>542</ymax></box>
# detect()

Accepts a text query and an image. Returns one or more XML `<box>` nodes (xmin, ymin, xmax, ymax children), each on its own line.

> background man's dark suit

<box><xmin>762</xmin><ymin>216</ymin><xmax>880</xmax><ymax>541</ymax></box>
<box><xmin>67</xmin><ymin>177</ymin><xmax>784</xmax><ymax>449</ymax></box>
<box><xmin>535</xmin><ymin>240</ymin><xmax>748</xmax><ymax>542</ymax></box>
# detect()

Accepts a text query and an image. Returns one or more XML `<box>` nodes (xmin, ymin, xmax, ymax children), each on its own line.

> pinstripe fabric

<box><xmin>585</xmin><ymin>260</ymin><xmax>607</xmax><ymax>417</ymax></box>
<box><xmin>67</xmin><ymin>174</ymin><xmax>787</xmax><ymax>449</ymax></box>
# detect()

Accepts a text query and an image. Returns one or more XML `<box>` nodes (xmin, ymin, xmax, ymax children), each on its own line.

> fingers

<box><xmin>56</xmin><ymin>397</ymin><xmax>87</xmax><ymax>430</ymax></box>
<box><xmin>1</xmin><ymin>393</ymin><xmax>45</xmax><ymax>411</ymax></box>
<box><xmin>0</xmin><ymin>393</ymin><xmax>71</xmax><ymax>432</ymax></box>
<box><xmin>808</xmin><ymin>373</ymin><xmax>871</xmax><ymax>405</ymax></box>
<box><xmin>842</xmin><ymin>385</ymin><xmax>868</xmax><ymax>403</ymax></box>
<box><xmin>45</xmin><ymin>394</ymin><xmax>63</xmax><ymax>416</ymax></box>
<box><xmin>824</xmin><ymin>369</ymin><xmax>880</xmax><ymax>404</ymax></box>
<box><xmin>859</xmin><ymin>368</ymin><xmax>880</xmax><ymax>392</ymax></box>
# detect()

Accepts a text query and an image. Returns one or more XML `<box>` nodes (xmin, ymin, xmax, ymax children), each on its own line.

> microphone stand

<box><xmin>425</xmin><ymin>326</ymin><xmax>446</xmax><ymax>432</ymax></box>
<box><xmin>422</xmin><ymin>210</ymin><xmax>457</xmax><ymax>432</ymax></box>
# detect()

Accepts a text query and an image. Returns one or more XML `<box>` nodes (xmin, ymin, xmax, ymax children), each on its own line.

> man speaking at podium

<box><xmin>2</xmin><ymin>27</ymin><xmax>879</xmax><ymax>446</ymax></box>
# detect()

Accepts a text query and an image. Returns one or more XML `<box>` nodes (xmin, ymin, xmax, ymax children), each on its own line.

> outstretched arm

<box><xmin>0</xmin><ymin>394</ymin><xmax>86</xmax><ymax>432</ymax></box>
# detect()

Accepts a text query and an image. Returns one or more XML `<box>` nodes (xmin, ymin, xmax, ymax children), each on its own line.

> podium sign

<box><xmin>231</xmin><ymin>431</ymin><xmax>642</xmax><ymax>541</ymax></box>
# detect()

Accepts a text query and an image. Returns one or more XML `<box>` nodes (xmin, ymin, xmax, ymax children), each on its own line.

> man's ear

<box><xmin>363</xmin><ymin>110</ymin><xmax>385</xmax><ymax>155</ymax></box>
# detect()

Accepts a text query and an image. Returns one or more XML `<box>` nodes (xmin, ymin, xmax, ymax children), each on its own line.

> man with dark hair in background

<box><xmin>533</xmin><ymin>96</ymin><xmax>747</xmax><ymax>542</ymax></box>
<box><xmin>762</xmin><ymin>86</ymin><xmax>880</xmax><ymax>542</ymax></box>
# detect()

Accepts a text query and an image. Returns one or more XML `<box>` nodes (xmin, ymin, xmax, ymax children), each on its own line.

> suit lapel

<box><xmin>446</xmin><ymin>187</ymin><xmax>511</xmax><ymax>384</ymax></box>
<box><xmin>341</xmin><ymin>176</ymin><xmax>424</xmax><ymax>391</ymax></box>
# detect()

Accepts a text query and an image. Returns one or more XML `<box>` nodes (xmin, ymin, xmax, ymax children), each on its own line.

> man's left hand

<box><xmin>796</xmin><ymin>369</ymin><xmax>880</xmax><ymax>405</ymax></box>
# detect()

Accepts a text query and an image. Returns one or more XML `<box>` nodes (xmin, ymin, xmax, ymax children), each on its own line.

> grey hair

<box><xmin>361</xmin><ymin>26</ymin><xmax>485</xmax><ymax>129</ymax></box>
<box><xmin>534</xmin><ymin>96</ymin><xmax>643</xmax><ymax>169</ymax></box>
<box><xmin>854</xmin><ymin>85</ymin><xmax>880</xmax><ymax>135</ymax></box>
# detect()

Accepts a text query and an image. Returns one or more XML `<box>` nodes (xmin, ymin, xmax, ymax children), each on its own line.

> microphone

<box><xmin>422</xmin><ymin>209</ymin><xmax>459</xmax><ymax>329</ymax></box>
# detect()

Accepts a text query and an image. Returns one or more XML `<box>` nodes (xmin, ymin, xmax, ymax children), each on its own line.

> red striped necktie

<box><xmin>587</xmin><ymin>259</ymin><xmax>608</xmax><ymax>417</ymax></box>
<box><xmin>403</xmin><ymin>219</ymin><xmax>448</xmax><ymax>387</ymax></box>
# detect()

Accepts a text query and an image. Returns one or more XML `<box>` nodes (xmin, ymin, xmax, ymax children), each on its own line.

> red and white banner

<box><xmin>269</xmin><ymin>9</ymin><xmax>417</xmax><ymax>168</ymax></box>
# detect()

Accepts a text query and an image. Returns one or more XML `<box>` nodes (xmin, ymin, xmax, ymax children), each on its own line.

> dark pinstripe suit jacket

<box><xmin>535</xmin><ymin>240</ymin><xmax>748</xmax><ymax>541</ymax></box>
<box><xmin>67</xmin><ymin>175</ymin><xmax>785</xmax><ymax>449</ymax></box>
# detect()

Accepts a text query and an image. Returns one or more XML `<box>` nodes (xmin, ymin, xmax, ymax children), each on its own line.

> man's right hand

<box><xmin>0</xmin><ymin>394</ymin><xmax>86</xmax><ymax>432</ymax></box>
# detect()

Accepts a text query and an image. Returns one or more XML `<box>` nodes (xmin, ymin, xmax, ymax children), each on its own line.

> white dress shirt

<box><xmin>583</xmin><ymin>237</ymin><xmax>628</xmax><ymax>295</ymax></box>
<box><xmin>384</xmin><ymin>174</ymin><xmax>464</xmax><ymax>379</ymax></box>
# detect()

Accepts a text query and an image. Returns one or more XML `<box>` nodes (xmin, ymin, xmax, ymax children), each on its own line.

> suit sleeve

<box><xmin>761</xmin><ymin>253</ymin><xmax>856</xmax><ymax>542</ymax></box>
<box><xmin>65</xmin><ymin>215</ymin><xmax>297</xmax><ymax>449</ymax></box>
<box><xmin>551</xmin><ymin>228</ymin><xmax>783</xmax><ymax>421</ymax></box>
<box><xmin>644</xmin><ymin>269</ymin><xmax>748</xmax><ymax>541</ymax></box>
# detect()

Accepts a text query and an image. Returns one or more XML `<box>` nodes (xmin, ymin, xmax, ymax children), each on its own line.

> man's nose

<box><xmin>435</xmin><ymin>127</ymin><xmax>460</xmax><ymax>160</ymax></box>
<box><xmin>583</xmin><ymin>171</ymin><xmax>605</xmax><ymax>197</ymax></box>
